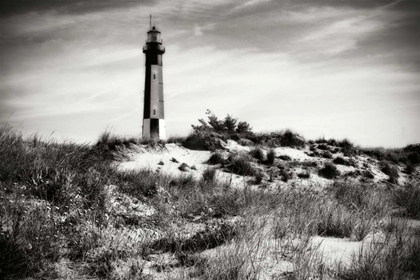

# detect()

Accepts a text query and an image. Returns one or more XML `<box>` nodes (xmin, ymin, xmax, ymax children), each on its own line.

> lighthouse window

<box><xmin>153</xmin><ymin>109</ymin><xmax>156</xmax><ymax>115</ymax></box>
<box><xmin>153</xmin><ymin>74</ymin><xmax>156</xmax><ymax>79</ymax></box>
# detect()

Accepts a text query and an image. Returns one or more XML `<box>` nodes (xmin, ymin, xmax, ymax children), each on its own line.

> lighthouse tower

<box><xmin>142</xmin><ymin>22</ymin><xmax>166</xmax><ymax>140</ymax></box>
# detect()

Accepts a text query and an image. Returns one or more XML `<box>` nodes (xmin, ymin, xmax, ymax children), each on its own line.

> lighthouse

<box><xmin>142</xmin><ymin>22</ymin><xmax>166</xmax><ymax>140</ymax></box>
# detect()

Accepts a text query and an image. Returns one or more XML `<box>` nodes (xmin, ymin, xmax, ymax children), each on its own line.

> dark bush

<box><xmin>178</xmin><ymin>163</ymin><xmax>189</xmax><ymax>172</ymax></box>
<box><xmin>405</xmin><ymin>164</ymin><xmax>415</xmax><ymax>175</ymax></box>
<box><xmin>333</xmin><ymin>156</ymin><xmax>349</xmax><ymax>166</ymax></box>
<box><xmin>236</xmin><ymin>121</ymin><xmax>252</xmax><ymax>134</ymax></box>
<box><xmin>229</xmin><ymin>155</ymin><xmax>256</xmax><ymax>176</ymax></box>
<box><xmin>363</xmin><ymin>170</ymin><xmax>374</xmax><ymax>179</ymax></box>
<box><xmin>254</xmin><ymin>172</ymin><xmax>264</xmax><ymax>184</ymax></box>
<box><xmin>207</xmin><ymin>152</ymin><xmax>225</xmax><ymax>165</ymax></box>
<box><xmin>249</xmin><ymin>147</ymin><xmax>264</xmax><ymax>162</ymax></box>
<box><xmin>321</xmin><ymin>151</ymin><xmax>333</xmax><ymax>159</ymax></box>
<box><xmin>339</xmin><ymin>139</ymin><xmax>357</xmax><ymax>156</ymax></box>
<box><xmin>319</xmin><ymin>163</ymin><xmax>340</xmax><ymax>179</ymax></box>
<box><xmin>280</xmin><ymin>169</ymin><xmax>291</xmax><ymax>182</ymax></box>
<box><xmin>381</xmin><ymin>162</ymin><xmax>399</xmax><ymax>183</ymax></box>
<box><xmin>267</xmin><ymin>149</ymin><xmax>276</xmax><ymax>165</ymax></box>
<box><xmin>278</xmin><ymin>155</ymin><xmax>291</xmax><ymax>161</ymax></box>
<box><xmin>297</xmin><ymin>172</ymin><xmax>310</xmax><ymax>179</ymax></box>
<box><xmin>317</xmin><ymin>144</ymin><xmax>329</xmax><ymax>150</ymax></box>
<box><xmin>223</xmin><ymin>115</ymin><xmax>238</xmax><ymax>132</ymax></box>
<box><xmin>184</xmin><ymin>132</ymin><xmax>225</xmax><ymax>151</ymax></box>
<box><xmin>279</xmin><ymin>129</ymin><xmax>305</xmax><ymax>148</ymax></box>
<box><xmin>0</xmin><ymin>236</ymin><xmax>29</xmax><ymax>279</ymax></box>
<box><xmin>408</xmin><ymin>152</ymin><xmax>420</xmax><ymax>165</ymax></box>
<box><xmin>202</xmin><ymin>168</ymin><xmax>217</xmax><ymax>183</ymax></box>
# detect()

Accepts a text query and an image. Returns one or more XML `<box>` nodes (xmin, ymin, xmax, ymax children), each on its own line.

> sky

<box><xmin>0</xmin><ymin>0</ymin><xmax>419</xmax><ymax>147</ymax></box>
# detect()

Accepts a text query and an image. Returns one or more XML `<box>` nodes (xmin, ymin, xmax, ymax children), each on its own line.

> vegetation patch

<box><xmin>380</xmin><ymin>162</ymin><xmax>399</xmax><ymax>183</ymax></box>
<box><xmin>333</xmin><ymin>156</ymin><xmax>350</xmax><ymax>166</ymax></box>
<box><xmin>249</xmin><ymin>147</ymin><xmax>265</xmax><ymax>162</ymax></box>
<box><xmin>393</xmin><ymin>182</ymin><xmax>420</xmax><ymax>219</ymax></box>
<box><xmin>207</xmin><ymin>152</ymin><xmax>226</xmax><ymax>165</ymax></box>
<box><xmin>228</xmin><ymin>155</ymin><xmax>257</xmax><ymax>176</ymax></box>
<box><xmin>266</xmin><ymin>149</ymin><xmax>276</xmax><ymax>165</ymax></box>
<box><xmin>318</xmin><ymin>162</ymin><xmax>340</xmax><ymax>179</ymax></box>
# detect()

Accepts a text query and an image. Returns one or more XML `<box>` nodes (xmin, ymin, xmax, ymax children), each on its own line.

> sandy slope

<box><xmin>112</xmin><ymin>140</ymin><xmax>415</xmax><ymax>279</ymax></box>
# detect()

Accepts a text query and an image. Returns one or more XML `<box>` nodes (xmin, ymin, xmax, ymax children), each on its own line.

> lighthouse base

<box><xmin>142</xmin><ymin>119</ymin><xmax>166</xmax><ymax>141</ymax></box>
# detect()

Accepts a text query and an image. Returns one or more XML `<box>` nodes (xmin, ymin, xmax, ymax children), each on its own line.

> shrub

<box><xmin>229</xmin><ymin>155</ymin><xmax>256</xmax><ymax>176</ymax></box>
<box><xmin>267</xmin><ymin>149</ymin><xmax>276</xmax><ymax>165</ymax></box>
<box><xmin>333</xmin><ymin>156</ymin><xmax>349</xmax><ymax>166</ymax></box>
<box><xmin>279</xmin><ymin>129</ymin><xmax>306</xmax><ymax>148</ymax></box>
<box><xmin>184</xmin><ymin>132</ymin><xmax>225</xmax><ymax>151</ymax></box>
<box><xmin>207</xmin><ymin>152</ymin><xmax>225</xmax><ymax>165</ymax></box>
<box><xmin>321</xmin><ymin>151</ymin><xmax>333</xmax><ymax>159</ymax></box>
<box><xmin>249</xmin><ymin>147</ymin><xmax>264</xmax><ymax>162</ymax></box>
<box><xmin>254</xmin><ymin>172</ymin><xmax>264</xmax><ymax>184</ymax></box>
<box><xmin>0</xmin><ymin>235</ymin><xmax>29</xmax><ymax>279</ymax></box>
<box><xmin>178</xmin><ymin>163</ymin><xmax>189</xmax><ymax>172</ymax></box>
<box><xmin>405</xmin><ymin>163</ymin><xmax>415</xmax><ymax>175</ymax></box>
<box><xmin>280</xmin><ymin>169</ymin><xmax>291</xmax><ymax>182</ymax></box>
<box><xmin>317</xmin><ymin>144</ymin><xmax>329</xmax><ymax>150</ymax></box>
<box><xmin>278</xmin><ymin>155</ymin><xmax>291</xmax><ymax>161</ymax></box>
<box><xmin>408</xmin><ymin>152</ymin><xmax>420</xmax><ymax>165</ymax></box>
<box><xmin>191</xmin><ymin>110</ymin><xmax>252</xmax><ymax>137</ymax></box>
<box><xmin>381</xmin><ymin>162</ymin><xmax>399</xmax><ymax>183</ymax></box>
<box><xmin>202</xmin><ymin>168</ymin><xmax>217</xmax><ymax>183</ymax></box>
<box><xmin>339</xmin><ymin>139</ymin><xmax>357</xmax><ymax>156</ymax></box>
<box><xmin>363</xmin><ymin>170</ymin><xmax>374</xmax><ymax>179</ymax></box>
<box><xmin>297</xmin><ymin>172</ymin><xmax>310</xmax><ymax>179</ymax></box>
<box><xmin>319</xmin><ymin>163</ymin><xmax>340</xmax><ymax>179</ymax></box>
<box><xmin>236</xmin><ymin>121</ymin><xmax>252</xmax><ymax>134</ymax></box>
<box><xmin>223</xmin><ymin>115</ymin><xmax>238</xmax><ymax>132</ymax></box>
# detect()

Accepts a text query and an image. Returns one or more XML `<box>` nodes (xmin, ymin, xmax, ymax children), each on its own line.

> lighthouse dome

<box><xmin>147</xmin><ymin>26</ymin><xmax>161</xmax><ymax>43</ymax></box>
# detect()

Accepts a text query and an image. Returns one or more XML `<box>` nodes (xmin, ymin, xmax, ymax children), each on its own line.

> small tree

<box><xmin>223</xmin><ymin>115</ymin><xmax>237</xmax><ymax>132</ymax></box>
<box><xmin>236</xmin><ymin>121</ymin><xmax>252</xmax><ymax>134</ymax></box>
<box><xmin>207</xmin><ymin>114</ymin><xmax>225</xmax><ymax>132</ymax></box>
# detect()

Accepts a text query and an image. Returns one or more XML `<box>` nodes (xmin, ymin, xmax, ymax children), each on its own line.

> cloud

<box><xmin>1</xmin><ymin>0</ymin><xmax>419</xmax><ymax>147</ymax></box>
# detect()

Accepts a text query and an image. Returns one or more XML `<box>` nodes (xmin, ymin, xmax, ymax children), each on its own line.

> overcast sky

<box><xmin>1</xmin><ymin>0</ymin><xmax>419</xmax><ymax>147</ymax></box>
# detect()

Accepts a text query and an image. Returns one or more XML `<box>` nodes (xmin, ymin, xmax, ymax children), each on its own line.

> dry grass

<box><xmin>1</xmin><ymin>125</ymin><xmax>419</xmax><ymax>280</ymax></box>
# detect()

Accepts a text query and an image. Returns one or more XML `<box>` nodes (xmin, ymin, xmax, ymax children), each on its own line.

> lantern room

<box><xmin>147</xmin><ymin>27</ymin><xmax>162</xmax><ymax>44</ymax></box>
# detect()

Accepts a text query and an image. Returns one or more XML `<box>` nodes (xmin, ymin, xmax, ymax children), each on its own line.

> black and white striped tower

<box><xmin>142</xmin><ymin>20</ymin><xmax>166</xmax><ymax>140</ymax></box>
